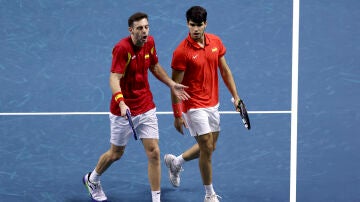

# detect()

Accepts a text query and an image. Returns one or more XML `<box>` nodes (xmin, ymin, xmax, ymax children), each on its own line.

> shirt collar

<box><xmin>186</xmin><ymin>33</ymin><xmax>210</xmax><ymax>49</ymax></box>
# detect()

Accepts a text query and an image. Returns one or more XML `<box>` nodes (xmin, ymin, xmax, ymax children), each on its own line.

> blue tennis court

<box><xmin>1</xmin><ymin>1</ymin><xmax>359</xmax><ymax>201</ymax></box>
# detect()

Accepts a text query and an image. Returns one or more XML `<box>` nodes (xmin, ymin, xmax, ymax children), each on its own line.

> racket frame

<box><xmin>231</xmin><ymin>98</ymin><xmax>251</xmax><ymax>130</ymax></box>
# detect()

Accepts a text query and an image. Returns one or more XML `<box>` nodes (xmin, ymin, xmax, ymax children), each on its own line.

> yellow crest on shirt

<box><xmin>145</xmin><ymin>54</ymin><xmax>150</xmax><ymax>59</ymax></box>
<box><xmin>151</xmin><ymin>47</ymin><xmax>155</xmax><ymax>54</ymax></box>
<box><xmin>126</xmin><ymin>52</ymin><xmax>132</xmax><ymax>66</ymax></box>
<box><xmin>212</xmin><ymin>47</ymin><xmax>218</xmax><ymax>52</ymax></box>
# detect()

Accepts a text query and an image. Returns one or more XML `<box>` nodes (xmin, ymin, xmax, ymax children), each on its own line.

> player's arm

<box><xmin>109</xmin><ymin>72</ymin><xmax>128</xmax><ymax>116</ymax></box>
<box><xmin>170</xmin><ymin>69</ymin><xmax>185</xmax><ymax>103</ymax></box>
<box><xmin>218</xmin><ymin>56</ymin><xmax>241</xmax><ymax>109</ymax></box>
<box><xmin>171</xmin><ymin>69</ymin><xmax>187</xmax><ymax>135</ymax></box>
<box><xmin>150</xmin><ymin>63</ymin><xmax>190</xmax><ymax>101</ymax></box>
<box><xmin>149</xmin><ymin>63</ymin><xmax>175</xmax><ymax>87</ymax></box>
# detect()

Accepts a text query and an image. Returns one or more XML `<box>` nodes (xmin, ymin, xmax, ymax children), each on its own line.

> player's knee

<box><xmin>201</xmin><ymin>143</ymin><xmax>214</xmax><ymax>155</ymax></box>
<box><xmin>147</xmin><ymin>146</ymin><xmax>160</xmax><ymax>161</ymax></box>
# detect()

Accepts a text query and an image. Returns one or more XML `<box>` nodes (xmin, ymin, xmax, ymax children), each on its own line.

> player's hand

<box><xmin>171</xmin><ymin>83</ymin><xmax>190</xmax><ymax>101</ymax></box>
<box><xmin>119</xmin><ymin>101</ymin><xmax>130</xmax><ymax>117</ymax></box>
<box><xmin>232</xmin><ymin>97</ymin><xmax>241</xmax><ymax>112</ymax></box>
<box><xmin>174</xmin><ymin>117</ymin><xmax>187</xmax><ymax>135</ymax></box>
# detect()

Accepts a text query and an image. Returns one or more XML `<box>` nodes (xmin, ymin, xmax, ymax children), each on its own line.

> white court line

<box><xmin>290</xmin><ymin>0</ymin><xmax>300</xmax><ymax>202</ymax></box>
<box><xmin>0</xmin><ymin>110</ymin><xmax>291</xmax><ymax>116</ymax></box>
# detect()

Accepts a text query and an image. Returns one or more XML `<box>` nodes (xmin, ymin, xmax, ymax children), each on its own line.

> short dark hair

<box><xmin>186</xmin><ymin>6</ymin><xmax>207</xmax><ymax>24</ymax></box>
<box><xmin>128</xmin><ymin>12</ymin><xmax>148</xmax><ymax>27</ymax></box>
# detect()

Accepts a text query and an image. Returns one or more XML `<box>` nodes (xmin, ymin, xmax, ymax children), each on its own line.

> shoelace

<box><xmin>89</xmin><ymin>180</ymin><xmax>102</xmax><ymax>191</ymax></box>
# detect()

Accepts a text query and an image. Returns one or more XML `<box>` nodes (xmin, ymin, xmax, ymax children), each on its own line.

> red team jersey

<box><xmin>171</xmin><ymin>33</ymin><xmax>226</xmax><ymax>112</ymax></box>
<box><xmin>110</xmin><ymin>36</ymin><xmax>158</xmax><ymax>116</ymax></box>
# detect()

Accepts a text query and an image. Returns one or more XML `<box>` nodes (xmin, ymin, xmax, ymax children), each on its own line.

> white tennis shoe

<box><xmin>83</xmin><ymin>172</ymin><xmax>108</xmax><ymax>202</ymax></box>
<box><xmin>204</xmin><ymin>194</ymin><xmax>221</xmax><ymax>202</ymax></box>
<box><xmin>164</xmin><ymin>154</ymin><xmax>183</xmax><ymax>187</ymax></box>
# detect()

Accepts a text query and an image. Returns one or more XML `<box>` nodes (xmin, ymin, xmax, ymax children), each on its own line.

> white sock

<box><xmin>204</xmin><ymin>184</ymin><xmax>215</xmax><ymax>196</ymax></box>
<box><xmin>89</xmin><ymin>169</ymin><xmax>101</xmax><ymax>183</ymax></box>
<box><xmin>151</xmin><ymin>191</ymin><xmax>161</xmax><ymax>202</ymax></box>
<box><xmin>174</xmin><ymin>154</ymin><xmax>185</xmax><ymax>167</ymax></box>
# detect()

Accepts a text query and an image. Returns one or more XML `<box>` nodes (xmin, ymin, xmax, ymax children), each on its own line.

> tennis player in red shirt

<box><xmin>164</xmin><ymin>6</ymin><xmax>243</xmax><ymax>202</ymax></box>
<box><xmin>83</xmin><ymin>12</ymin><xmax>189</xmax><ymax>202</ymax></box>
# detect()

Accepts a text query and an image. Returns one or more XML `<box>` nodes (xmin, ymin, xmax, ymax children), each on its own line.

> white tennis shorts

<box><xmin>183</xmin><ymin>104</ymin><xmax>220</xmax><ymax>137</ymax></box>
<box><xmin>109</xmin><ymin>108</ymin><xmax>159</xmax><ymax>146</ymax></box>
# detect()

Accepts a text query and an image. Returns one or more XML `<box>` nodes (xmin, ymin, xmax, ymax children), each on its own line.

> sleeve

<box><xmin>218</xmin><ymin>37</ymin><xmax>226</xmax><ymax>57</ymax></box>
<box><xmin>149</xmin><ymin>37</ymin><xmax>159</xmax><ymax>65</ymax></box>
<box><xmin>171</xmin><ymin>47</ymin><xmax>187</xmax><ymax>71</ymax></box>
<box><xmin>110</xmin><ymin>45</ymin><xmax>129</xmax><ymax>74</ymax></box>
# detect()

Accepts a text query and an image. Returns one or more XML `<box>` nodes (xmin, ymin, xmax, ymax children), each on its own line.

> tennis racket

<box><xmin>126</xmin><ymin>109</ymin><xmax>138</xmax><ymax>140</ymax></box>
<box><xmin>231</xmin><ymin>98</ymin><xmax>251</xmax><ymax>130</ymax></box>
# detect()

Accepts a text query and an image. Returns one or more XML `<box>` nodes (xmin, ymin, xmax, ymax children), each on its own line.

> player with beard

<box><xmin>83</xmin><ymin>12</ymin><xmax>189</xmax><ymax>202</ymax></box>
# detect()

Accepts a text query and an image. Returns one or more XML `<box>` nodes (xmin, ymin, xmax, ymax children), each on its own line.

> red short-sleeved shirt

<box><xmin>171</xmin><ymin>33</ymin><xmax>226</xmax><ymax>112</ymax></box>
<box><xmin>110</xmin><ymin>36</ymin><xmax>158</xmax><ymax>116</ymax></box>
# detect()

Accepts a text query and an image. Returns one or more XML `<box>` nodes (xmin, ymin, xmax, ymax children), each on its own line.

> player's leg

<box><xmin>83</xmin><ymin>113</ymin><xmax>131</xmax><ymax>202</ymax></box>
<box><xmin>93</xmin><ymin>113</ymin><xmax>132</xmax><ymax>175</ymax></box>
<box><xmin>95</xmin><ymin>144</ymin><xmax>126</xmax><ymax>175</ymax></box>
<box><xmin>196</xmin><ymin>132</ymin><xmax>222</xmax><ymax>202</ymax></box>
<box><xmin>164</xmin><ymin>108</ymin><xmax>209</xmax><ymax>187</ymax></box>
<box><xmin>195</xmin><ymin>132</ymin><xmax>214</xmax><ymax>185</ymax></box>
<box><xmin>193</xmin><ymin>106</ymin><xmax>220</xmax><ymax>201</ymax></box>
<box><xmin>211</xmin><ymin>131</ymin><xmax>219</xmax><ymax>151</ymax></box>
<box><xmin>172</xmin><ymin>131</ymin><xmax>217</xmax><ymax>164</ymax></box>
<box><xmin>142</xmin><ymin>138</ymin><xmax>161</xmax><ymax>191</ymax></box>
<box><xmin>182</xmin><ymin>143</ymin><xmax>200</xmax><ymax>160</ymax></box>
<box><xmin>195</xmin><ymin>132</ymin><xmax>219</xmax><ymax>185</ymax></box>
<box><xmin>138</xmin><ymin>108</ymin><xmax>161</xmax><ymax>202</ymax></box>
<box><xmin>200</xmin><ymin>106</ymin><xmax>221</xmax><ymax>202</ymax></box>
